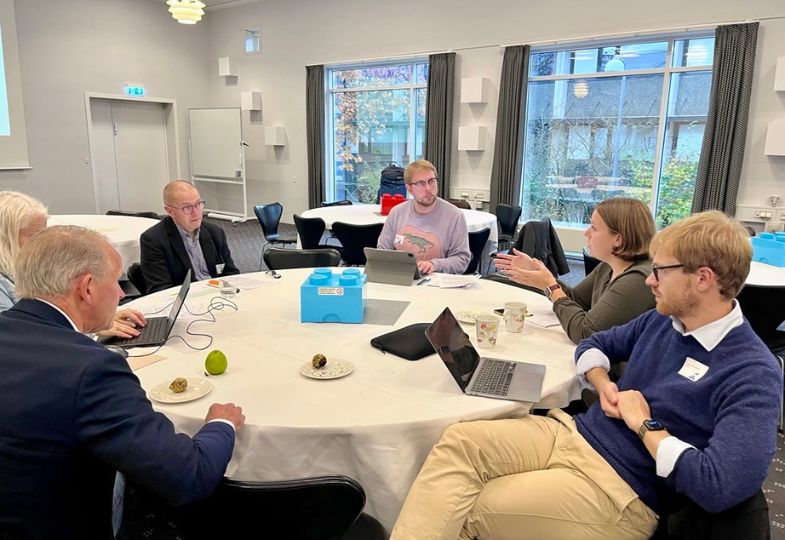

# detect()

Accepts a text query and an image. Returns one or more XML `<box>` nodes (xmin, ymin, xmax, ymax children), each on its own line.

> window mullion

<box><xmin>649</xmin><ymin>40</ymin><xmax>675</xmax><ymax>221</ymax></box>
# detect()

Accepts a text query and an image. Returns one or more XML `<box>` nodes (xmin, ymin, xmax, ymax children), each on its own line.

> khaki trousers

<box><xmin>390</xmin><ymin>410</ymin><xmax>658</xmax><ymax>540</ymax></box>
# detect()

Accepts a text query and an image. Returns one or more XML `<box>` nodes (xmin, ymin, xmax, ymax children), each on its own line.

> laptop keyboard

<box><xmin>116</xmin><ymin>316</ymin><xmax>167</xmax><ymax>346</ymax></box>
<box><xmin>471</xmin><ymin>358</ymin><xmax>516</xmax><ymax>396</ymax></box>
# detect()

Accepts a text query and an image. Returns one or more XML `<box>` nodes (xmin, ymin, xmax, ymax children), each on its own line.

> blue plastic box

<box><xmin>300</xmin><ymin>268</ymin><xmax>367</xmax><ymax>323</ymax></box>
<box><xmin>751</xmin><ymin>232</ymin><xmax>785</xmax><ymax>267</ymax></box>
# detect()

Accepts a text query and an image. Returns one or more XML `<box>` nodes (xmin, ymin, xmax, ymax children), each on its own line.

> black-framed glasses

<box><xmin>168</xmin><ymin>200</ymin><xmax>206</xmax><ymax>215</ymax></box>
<box><xmin>409</xmin><ymin>177</ymin><xmax>438</xmax><ymax>190</ymax></box>
<box><xmin>651</xmin><ymin>263</ymin><xmax>685</xmax><ymax>281</ymax></box>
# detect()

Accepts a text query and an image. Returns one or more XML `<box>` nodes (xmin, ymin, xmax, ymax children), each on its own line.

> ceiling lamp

<box><xmin>166</xmin><ymin>0</ymin><xmax>206</xmax><ymax>25</ymax></box>
<box><xmin>573</xmin><ymin>80</ymin><xmax>589</xmax><ymax>99</ymax></box>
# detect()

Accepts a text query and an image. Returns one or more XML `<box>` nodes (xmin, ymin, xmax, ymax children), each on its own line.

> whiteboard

<box><xmin>188</xmin><ymin>108</ymin><xmax>242</xmax><ymax>179</ymax></box>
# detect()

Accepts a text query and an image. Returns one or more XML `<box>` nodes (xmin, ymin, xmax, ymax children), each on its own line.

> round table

<box><xmin>48</xmin><ymin>214</ymin><xmax>158</xmax><ymax>271</ymax></box>
<box><xmin>746</xmin><ymin>261</ymin><xmax>785</xmax><ymax>286</ymax></box>
<box><xmin>130</xmin><ymin>270</ymin><xmax>578</xmax><ymax>529</ymax></box>
<box><xmin>301</xmin><ymin>203</ymin><xmax>499</xmax><ymax>274</ymax></box>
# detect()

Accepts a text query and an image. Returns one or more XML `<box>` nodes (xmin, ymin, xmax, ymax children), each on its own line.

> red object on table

<box><xmin>380</xmin><ymin>193</ymin><xmax>406</xmax><ymax>215</ymax></box>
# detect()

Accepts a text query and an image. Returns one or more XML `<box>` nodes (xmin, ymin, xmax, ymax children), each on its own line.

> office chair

<box><xmin>126</xmin><ymin>263</ymin><xmax>147</xmax><ymax>296</ymax></box>
<box><xmin>177</xmin><ymin>475</ymin><xmax>387</xmax><ymax>540</ymax></box>
<box><xmin>465</xmin><ymin>228</ymin><xmax>491</xmax><ymax>275</ymax></box>
<box><xmin>330</xmin><ymin>222</ymin><xmax>384</xmax><ymax>266</ymax></box>
<box><xmin>106</xmin><ymin>210</ymin><xmax>161</xmax><ymax>220</ymax></box>
<box><xmin>294</xmin><ymin>214</ymin><xmax>332</xmax><ymax>250</ymax></box>
<box><xmin>320</xmin><ymin>199</ymin><xmax>353</xmax><ymax>207</ymax></box>
<box><xmin>263</xmin><ymin>247</ymin><xmax>342</xmax><ymax>271</ymax></box>
<box><xmin>494</xmin><ymin>204</ymin><xmax>522</xmax><ymax>251</ymax></box>
<box><xmin>582</xmin><ymin>247</ymin><xmax>601</xmax><ymax>276</ymax></box>
<box><xmin>254</xmin><ymin>203</ymin><xmax>297</xmax><ymax>269</ymax></box>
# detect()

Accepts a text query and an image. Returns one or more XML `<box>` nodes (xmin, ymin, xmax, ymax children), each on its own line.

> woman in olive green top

<box><xmin>495</xmin><ymin>198</ymin><xmax>656</xmax><ymax>344</ymax></box>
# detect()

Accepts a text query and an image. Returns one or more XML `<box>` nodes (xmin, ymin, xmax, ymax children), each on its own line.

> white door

<box><xmin>90</xmin><ymin>100</ymin><xmax>170</xmax><ymax>213</ymax></box>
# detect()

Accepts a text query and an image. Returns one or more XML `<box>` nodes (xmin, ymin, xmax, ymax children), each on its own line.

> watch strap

<box><xmin>546</xmin><ymin>283</ymin><xmax>561</xmax><ymax>298</ymax></box>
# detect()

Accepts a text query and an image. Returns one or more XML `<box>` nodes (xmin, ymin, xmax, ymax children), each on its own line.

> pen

<box><xmin>416</xmin><ymin>277</ymin><xmax>431</xmax><ymax>286</ymax></box>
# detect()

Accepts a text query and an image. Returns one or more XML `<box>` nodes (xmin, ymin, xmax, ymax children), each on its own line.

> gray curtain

<box><xmin>691</xmin><ymin>23</ymin><xmax>758</xmax><ymax>216</ymax></box>
<box><xmin>425</xmin><ymin>52</ymin><xmax>455</xmax><ymax>198</ymax></box>
<box><xmin>306</xmin><ymin>64</ymin><xmax>325</xmax><ymax>209</ymax></box>
<box><xmin>489</xmin><ymin>45</ymin><xmax>529</xmax><ymax>213</ymax></box>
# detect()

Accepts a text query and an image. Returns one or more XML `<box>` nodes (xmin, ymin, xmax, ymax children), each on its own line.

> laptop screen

<box><xmin>425</xmin><ymin>307</ymin><xmax>480</xmax><ymax>391</ymax></box>
<box><xmin>165</xmin><ymin>269</ymin><xmax>191</xmax><ymax>332</ymax></box>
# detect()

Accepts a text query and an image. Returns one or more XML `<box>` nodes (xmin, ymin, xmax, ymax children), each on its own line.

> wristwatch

<box><xmin>545</xmin><ymin>283</ymin><xmax>562</xmax><ymax>299</ymax></box>
<box><xmin>638</xmin><ymin>419</ymin><xmax>666</xmax><ymax>440</ymax></box>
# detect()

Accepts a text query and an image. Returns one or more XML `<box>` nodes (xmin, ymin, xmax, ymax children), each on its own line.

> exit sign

<box><xmin>124</xmin><ymin>84</ymin><xmax>145</xmax><ymax>97</ymax></box>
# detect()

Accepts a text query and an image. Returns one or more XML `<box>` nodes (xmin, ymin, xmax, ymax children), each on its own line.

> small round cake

<box><xmin>312</xmin><ymin>353</ymin><xmax>327</xmax><ymax>369</ymax></box>
<box><xmin>169</xmin><ymin>377</ymin><xmax>188</xmax><ymax>393</ymax></box>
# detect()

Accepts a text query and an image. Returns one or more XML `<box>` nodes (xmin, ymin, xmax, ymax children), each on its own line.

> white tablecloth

<box><xmin>48</xmin><ymin>214</ymin><xmax>158</xmax><ymax>270</ymax></box>
<box><xmin>746</xmin><ymin>261</ymin><xmax>785</xmax><ymax>286</ymax></box>
<box><xmin>130</xmin><ymin>269</ymin><xmax>578</xmax><ymax>529</ymax></box>
<box><xmin>301</xmin><ymin>203</ymin><xmax>499</xmax><ymax>273</ymax></box>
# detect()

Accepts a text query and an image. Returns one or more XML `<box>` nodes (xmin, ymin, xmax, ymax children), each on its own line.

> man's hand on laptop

<box><xmin>418</xmin><ymin>260</ymin><xmax>435</xmax><ymax>275</ymax></box>
<box><xmin>206</xmin><ymin>402</ymin><xmax>246</xmax><ymax>431</ymax></box>
<box><xmin>96</xmin><ymin>309</ymin><xmax>147</xmax><ymax>339</ymax></box>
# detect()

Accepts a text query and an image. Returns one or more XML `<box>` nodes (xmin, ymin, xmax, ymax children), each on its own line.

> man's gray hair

<box><xmin>15</xmin><ymin>226</ymin><xmax>113</xmax><ymax>299</ymax></box>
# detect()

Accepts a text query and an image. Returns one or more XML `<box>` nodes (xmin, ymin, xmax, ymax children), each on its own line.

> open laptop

<box><xmin>107</xmin><ymin>270</ymin><xmax>191</xmax><ymax>348</ymax></box>
<box><xmin>363</xmin><ymin>248</ymin><xmax>421</xmax><ymax>286</ymax></box>
<box><xmin>425</xmin><ymin>307</ymin><xmax>546</xmax><ymax>402</ymax></box>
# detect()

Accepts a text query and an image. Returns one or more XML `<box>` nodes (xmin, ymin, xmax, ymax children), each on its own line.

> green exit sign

<box><xmin>124</xmin><ymin>84</ymin><xmax>145</xmax><ymax>96</ymax></box>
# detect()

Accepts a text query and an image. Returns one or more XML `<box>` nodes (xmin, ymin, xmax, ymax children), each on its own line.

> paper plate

<box><xmin>300</xmin><ymin>359</ymin><xmax>354</xmax><ymax>380</ymax></box>
<box><xmin>149</xmin><ymin>377</ymin><xmax>213</xmax><ymax>404</ymax></box>
<box><xmin>454</xmin><ymin>310</ymin><xmax>488</xmax><ymax>325</ymax></box>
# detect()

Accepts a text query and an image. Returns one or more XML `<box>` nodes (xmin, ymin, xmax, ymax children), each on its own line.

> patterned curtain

<box><xmin>489</xmin><ymin>45</ymin><xmax>529</xmax><ymax>213</ymax></box>
<box><xmin>691</xmin><ymin>23</ymin><xmax>758</xmax><ymax>215</ymax></box>
<box><xmin>425</xmin><ymin>52</ymin><xmax>456</xmax><ymax>198</ymax></box>
<box><xmin>306</xmin><ymin>65</ymin><xmax>325</xmax><ymax>209</ymax></box>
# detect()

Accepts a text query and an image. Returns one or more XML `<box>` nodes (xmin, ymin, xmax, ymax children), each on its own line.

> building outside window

<box><xmin>520</xmin><ymin>35</ymin><xmax>715</xmax><ymax>228</ymax></box>
<box><xmin>326</xmin><ymin>61</ymin><xmax>428</xmax><ymax>203</ymax></box>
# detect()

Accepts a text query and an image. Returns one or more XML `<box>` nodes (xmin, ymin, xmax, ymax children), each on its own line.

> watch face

<box><xmin>644</xmin><ymin>419</ymin><xmax>665</xmax><ymax>431</ymax></box>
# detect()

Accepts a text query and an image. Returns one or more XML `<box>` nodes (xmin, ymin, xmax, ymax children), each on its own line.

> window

<box><xmin>326</xmin><ymin>61</ymin><xmax>428</xmax><ymax>203</ymax></box>
<box><xmin>244</xmin><ymin>28</ymin><xmax>261</xmax><ymax>54</ymax></box>
<box><xmin>520</xmin><ymin>35</ymin><xmax>715</xmax><ymax>228</ymax></box>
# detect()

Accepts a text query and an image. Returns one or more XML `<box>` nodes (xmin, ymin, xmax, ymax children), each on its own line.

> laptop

<box><xmin>363</xmin><ymin>248</ymin><xmax>421</xmax><ymax>286</ymax></box>
<box><xmin>425</xmin><ymin>307</ymin><xmax>546</xmax><ymax>402</ymax></box>
<box><xmin>107</xmin><ymin>270</ymin><xmax>191</xmax><ymax>348</ymax></box>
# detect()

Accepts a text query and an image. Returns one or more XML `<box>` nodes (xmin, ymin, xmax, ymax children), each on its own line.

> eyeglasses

<box><xmin>651</xmin><ymin>263</ymin><xmax>685</xmax><ymax>281</ymax></box>
<box><xmin>168</xmin><ymin>200</ymin><xmax>206</xmax><ymax>215</ymax></box>
<box><xmin>409</xmin><ymin>177</ymin><xmax>438</xmax><ymax>190</ymax></box>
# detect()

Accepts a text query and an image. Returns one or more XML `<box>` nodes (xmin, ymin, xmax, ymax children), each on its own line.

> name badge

<box><xmin>216</xmin><ymin>263</ymin><xmax>225</xmax><ymax>274</ymax></box>
<box><xmin>394</xmin><ymin>234</ymin><xmax>404</xmax><ymax>246</ymax></box>
<box><xmin>677</xmin><ymin>357</ymin><xmax>709</xmax><ymax>382</ymax></box>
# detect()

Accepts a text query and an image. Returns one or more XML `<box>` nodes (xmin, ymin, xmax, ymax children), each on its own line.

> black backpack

<box><xmin>376</xmin><ymin>164</ymin><xmax>406</xmax><ymax>202</ymax></box>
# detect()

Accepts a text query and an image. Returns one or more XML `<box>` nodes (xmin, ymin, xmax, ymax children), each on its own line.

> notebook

<box><xmin>425</xmin><ymin>307</ymin><xmax>546</xmax><ymax>402</ymax></box>
<box><xmin>363</xmin><ymin>248</ymin><xmax>421</xmax><ymax>286</ymax></box>
<box><xmin>107</xmin><ymin>270</ymin><xmax>191</xmax><ymax>348</ymax></box>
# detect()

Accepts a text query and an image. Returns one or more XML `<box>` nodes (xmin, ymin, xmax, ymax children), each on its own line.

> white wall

<box><xmin>0</xmin><ymin>0</ymin><xmax>212</xmax><ymax>213</ymax></box>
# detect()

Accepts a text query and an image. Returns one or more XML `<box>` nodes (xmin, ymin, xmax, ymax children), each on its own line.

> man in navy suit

<box><xmin>141</xmin><ymin>180</ymin><xmax>239</xmax><ymax>293</ymax></box>
<box><xmin>0</xmin><ymin>226</ymin><xmax>245</xmax><ymax>540</ymax></box>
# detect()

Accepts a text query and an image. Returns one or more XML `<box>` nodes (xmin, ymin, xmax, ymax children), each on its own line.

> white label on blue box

<box><xmin>318</xmin><ymin>287</ymin><xmax>344</xmax><ymax>296</ymax></box>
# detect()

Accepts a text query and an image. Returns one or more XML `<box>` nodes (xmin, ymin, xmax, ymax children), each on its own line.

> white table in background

<box><xmin>300</xmin><ymin>203</ymin><xmax>499</xmax><ymax>273</ymax></box>
<box><xmin>746</xmin><ymin>261</ymin><xmax>785</xmax><ymax>287</ymax></box>
<box><xmin>130</xmin><ymin>269</ymin><xmax>578</xmax><ymax>530</ymax></box>
<box><xmin>48</xmin><ymin>214</ymin><xmax>158</xmax><ymax>270</ymax></box>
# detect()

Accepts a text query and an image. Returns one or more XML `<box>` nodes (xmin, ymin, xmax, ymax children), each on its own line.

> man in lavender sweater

<box><xmin>377</xmin><ymin>160</ymin><xmax>470</xmax><ymax>275</ymax></box>
<box><xmin>390</xmin><ymin>211</ymin><xmax>782</xmax><ymax>540</ymax></box>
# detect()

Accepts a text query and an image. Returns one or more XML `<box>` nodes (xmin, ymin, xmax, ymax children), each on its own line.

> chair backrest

<box><xmin>254</xmin><ymin>203</ymin><xmax>284</xmax><ymax>239</ymax></box>
<box><xmin>178</xmin><ymin>475</ymin><xmax>367</xmax><ymax>539</ymax></box>
<box><xmin>127</xmin><ymin>263</ymin><xmax>147</xmax><ymax>296</ymax></box>
<box><xmin>331</xmin><ymin>222</ymin><xmax>385</xmax><ymax>266</ymax></box>
<box><xmin>465</xmin><ymin>228</ymin><xmax>491</xmax><ymax>275</ymax></box>
<box><xmin>582</xmin><ymin>247</ymin><xmax>601</xmax><ymax>276</ymax></box>
<box><xmin>294</xmin><ymin>214</ymin><xmax>327</xmax><ymax>250</ymax></box>
<box><xmin>736</xmin><ymin>284</ymin><xmax>785</xmax><ymax>352</ymax></box>
<box><xmin>495</xmin><ymin>204</ymin><xmax>522</xmax><ymax>240</ymax></box>
<box><xmin>320</xmin><ymin>199</ymin><xmax>353</xmax><ymax>207</ymax></box>
<box><xmin>106</xmin><ymin>210</ymin><xmax>160</xmax><ymax>220</ymax></box>
<box><xmin>263</xmin><ymin>247</ymin><xmax>342</xmax><ymax>270</ymax></box>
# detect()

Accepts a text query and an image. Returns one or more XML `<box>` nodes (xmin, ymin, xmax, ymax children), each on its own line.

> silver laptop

<box><xmin>107</xmin><ymin>270</ymin><xmax>191</xmax><ymax>348</ymax></box>
<box><xmin>363</xmin><ymin>248</ymin><xmax>421</xmax><ymax>286</ymax></box>
<box><xmin>425</xmin><ymin>307</ymin><xmax>546</xmax><ymax>402</ymax></box>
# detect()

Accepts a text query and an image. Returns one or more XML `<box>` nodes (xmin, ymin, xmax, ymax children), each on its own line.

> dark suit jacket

<box><xmin>0</xmin><ymin>300</ymin><xmax>235</xmax><ymax>540</ymax></box>
<box><xmin>140</xmin><ymin>217</ymin><xmax>239</xmax><ymax>294</ymax></box>
<box><xmin>513</xmin><ymin>217</ymin><xmax>570</xmax><ymax>276</ymax></box>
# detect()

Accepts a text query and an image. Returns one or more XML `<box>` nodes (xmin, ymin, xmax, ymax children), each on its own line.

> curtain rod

<box><xmin>307</xmin><ymin>13</ymin><xmax>785</xmax><ymax>67</ymax></box>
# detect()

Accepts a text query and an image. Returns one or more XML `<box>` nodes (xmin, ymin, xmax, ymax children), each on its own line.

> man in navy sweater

<box><xmin>390</xmin><ymin>211</ymin><xmax>782</xmax><ymax>540</ymax></box>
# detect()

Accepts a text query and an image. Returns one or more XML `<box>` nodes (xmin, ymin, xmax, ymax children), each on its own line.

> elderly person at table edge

<box><xmin>390</xmin><ymin>210</ymin><xmax>781</xmax><ymax>540</ymax></box>
<box><xmin>377</xmin><ymin>160</ymin><xmax>471</xmax><ymax>275</ymax></box>
<box><xmin>0</xmin><ymin>190</ymin><xmax>145</xmax><ymax>338</ymax></box>
<box><xmin>140</xmin><ymin>180</ymin><xmax>239</xmax><ymax>294</ymax></box>
<box><xmin>495</xmin><ymin>197</ymin><xmax>656</xmax><ymax>344</ymax></box>
<box><xmin>0</xmin><ymin>225</ymin><xmax>245</xmax><ymax>540</ymax></box>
